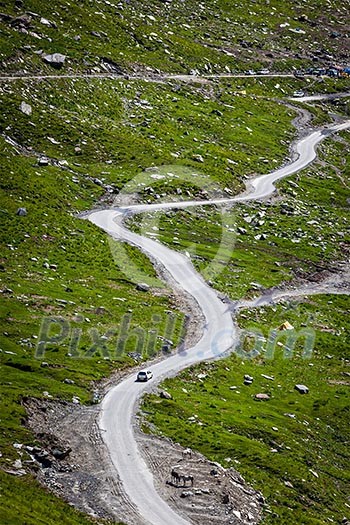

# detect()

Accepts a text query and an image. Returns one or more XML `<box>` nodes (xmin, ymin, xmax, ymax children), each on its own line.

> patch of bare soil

<box><xmin>271</xmin><ymin>260</ymin><xmax>350</xmax><ymax>298</ymax></box>
<box><xmin>24</xmin><ymin>396</ymin><xmax>263</xmax><ymax>525</ymax></box>
<box><xmin>234</xmin><ymin>261</ymin><xmax>350</xmax><ymax>312</ymax></box>
<box><xmin>137</xmin><ymin>431</ymin><xmax>263</xmax><ymax>525</ymax></box>
<box><xmin>24</xmin><ymin>397</ymin><xmax>142</xmax><ymax>524</ymax></box>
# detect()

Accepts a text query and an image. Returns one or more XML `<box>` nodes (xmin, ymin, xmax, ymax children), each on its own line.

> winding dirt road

<box><xmin>86</xmin><ymin>116</ymin><xmax>350</xmax><ymax>525</ymax></box>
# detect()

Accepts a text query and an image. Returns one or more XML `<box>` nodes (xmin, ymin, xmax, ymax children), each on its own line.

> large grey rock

<box><xmin>255</xmin><ymin>393</ymin><xmax>270</xmax><ymax>401</ymax></box>
<box><xmin>180</xmin><ymin>491</ymin><xmax>193</xmax><ymax>498</ymax></box>
<box><xmin>43</xmin><ymin>53</ymin><xmax>66</xmax><ymax>68</ymax></box>
<box><xmin>10</xmin><ymin>14</ymin><xmax>31</xmax><ymax>27</ymax></box>
<box><xmin>40</xmin><ymin>17</ymin><xmax>56</xmax><ymax>28</ymax></box>
<box><xmin>136</xmin><ymin>282</ymin><xmax>150</xmax><ymax>292</ymax></box>
<box><xmin>295</xmin><ymin>384</ymin><xmax>309</xmax><ymax>394</ymax></box>
<box><xmin>160</xmin><ymin>390</ymin><xmax>172</xmax><ymax>400</ymax></box>
<box><xmin>16</xmin><ymin>207</ymin><xmax>27</xmax><ymax>216</ymax></box>
<box><xmin>20</xmin><ymin>101</ymin><xmax>32</xmax><ymax>115</ymax></box>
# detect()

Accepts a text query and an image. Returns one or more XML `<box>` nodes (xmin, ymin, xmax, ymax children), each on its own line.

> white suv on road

<box><xmin>137</xmin><ymin>370</ymin><xmax>153</xmax><ymax>382</ymax></box>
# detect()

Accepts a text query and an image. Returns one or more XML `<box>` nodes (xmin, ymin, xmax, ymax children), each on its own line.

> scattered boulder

<box><xmin>255</xmin><ymin>393</ymin><xmax>270</xmax><ymax>401</ymax></box>
<box><xmin>261</xmin><ymin>374</ymin><xmax>274</xmax><ymax>381</ymax></box>
<box><xmin>180</xmin><ymin>491</ymin><xmax>193</xmax><ymax>498</ymax></box>
<box><xmin>40</xmin><ymin>17</ymin><xmax>56</xmax><ymax>28</ymax></box>
<box><xmin>95</xmin><ymin>306</ymin><xmax>107</xmax><ymax>315</ymax></box>
<box><xmin>20</xmin><ymin>101</ymin><xmax>32</xmax><ymax>116</ymax></box>
<box><xmin>1</xmin><ymin>287</ymin><xmax>14</xmax><ymax>294</ymax></box>
<box><xmin>13</xmin><ymin>459</ymin><xmax>22</xmax><ymax>469</ymax></box>
<box><xmin>193</xmin><ymin>154</ymin><xmax>204</xmax><ymax>163</ymax></box>
<box><xmin>16</xmin><ymin>207</ymin><xmax>27</xmax><ymax>216</ymax></box>
<box><xmin>43</xmin><ymin>53</ymin><xmax>66</xmax><ymax>69</ymax></box>
<box><xmin>278</xmin><ymin>321</ymin><xmax>294</xmax><ymax>331</ymax></box>
<box><xmin>244</xmin><ymin>374</ymin><xmax>254</xmax><ymax>386</ymax></box>
<box><xmin>10</xmin><ymin>13</ymin><xmax>32</xmax><ymax>27</ymax></box>
<box><xmin>160</xmin><ymin>390</ymin><xmax>172</xmax><ymax>400</ymax></box>
<box><xmin>250</xmin><ymin>281</ymin><xmax>264</xmax><ymax>290</ymax></box>
<box><xmin>295</xmin><ymin>384</ymin><xmax>309</xmax><ymax>394</ymax></box>
<box><xmin>136</xmin><ymin>283</ymin><xmax>150</xmax><ymax>292</ymax></box>
<box><xmin>38</xmin><ymin>157</ymin><xmax>49</xmax><ymax>166</ymax></box>
<box><xmin>52</xmin><ymin>447</ymin><xmax>71</xmax><ymax>460</ymax></box>
<box><xmin>63</xmin><ymin>378</ymin><xmax>74</xmax><ymax>385</ymax></box>
<box><xmin>222</xmin><ymin>493</ymin><xmax>230</xmax><ymax>504</ymax></box>
<box><xmin>127</xmin><ymin>352</ymin><xmax>142</xmax><ymax>361</ymax></box>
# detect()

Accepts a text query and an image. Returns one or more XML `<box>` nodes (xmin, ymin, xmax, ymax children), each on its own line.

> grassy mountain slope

<box><xmin>143</xmin><ymin>293</ymin><xmax>350</xmax><ymax>525</ymax></box>
<box><xmin>1</xmin><ymin>0</ymin><xmax>349</xmax><ymax>75</ymax></box>
<box><xmin>0</xmin><ymin>0</ymin><xmax>349</xmax><ymax>523</ymax></box>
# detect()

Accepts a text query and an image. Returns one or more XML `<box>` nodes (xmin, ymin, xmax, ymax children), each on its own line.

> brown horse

<box><xmin>171</xmin><ymin>468</ymin><xmax>181</xmax><ymax>485</ymax></box>
<box><xmin>180</xmin><ymin>474</ymin><xmax>194</xmax><ymax>487</ymax></box>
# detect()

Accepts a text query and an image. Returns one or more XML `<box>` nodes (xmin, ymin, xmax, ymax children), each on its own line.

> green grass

<box><xmin>142</xmin><ymin>294</ymin><xmax>350</xmax><ymax>524</ymax></box>
<box><xmin>0</xmin><ymin>470</ymin><xmax>121</xmax><ymax>525</ymax></box>
<box><xmin>0</xmin><ymin>72</ymin><xmax>305</xmax><ymax>523</ymax></box>
<box><xmin>1</xmin><ymin>0</ymin><xmax>349</xmax><ymax>74</ymax></box>
<box><xmin>0</xmin><ymin>77</ymin><xmax>301</xmax><ymax>194</ymax></box>
<box><xmin>0</xmin><ymin>134</ymin><xmax>185</xmax><ymax>437</ymax></box>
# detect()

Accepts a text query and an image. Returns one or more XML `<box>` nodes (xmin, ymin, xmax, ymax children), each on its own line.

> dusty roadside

<box><xmin>24</xmin><ymin>395</ymin><xmax>264</xmax><ymax>525</ymax></box>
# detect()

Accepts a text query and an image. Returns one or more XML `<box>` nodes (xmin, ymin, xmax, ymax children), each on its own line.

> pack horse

<box><xmin>171</xmin><ymin>467</ymin><xmax>194</xmax><ymax>487</ymax></box>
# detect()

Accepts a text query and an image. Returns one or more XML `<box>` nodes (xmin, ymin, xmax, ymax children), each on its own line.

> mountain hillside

<box><xmin>1</xmin><ymin>0</ymin><xmax>349</xmax><ymax>75</ymax></box>
<box><xmin>0</xmin><ymin>1</ymin><xmax>349</xmax><ymax>525</ymax></box>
